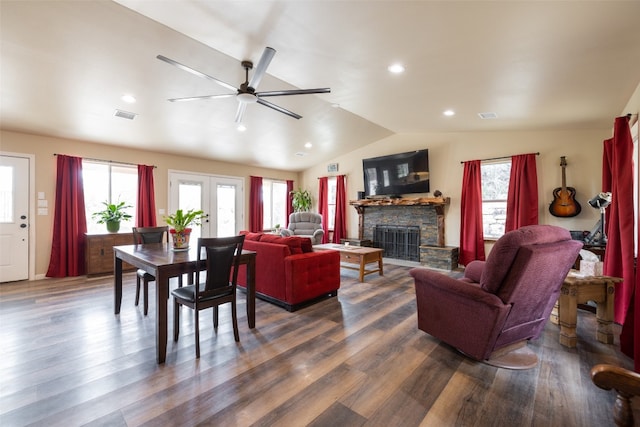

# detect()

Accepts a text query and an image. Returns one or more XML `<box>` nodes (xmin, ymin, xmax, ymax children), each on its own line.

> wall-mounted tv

<box><xmin>363</xmin><ymin>149</ymin><xmax>429</xmax><ymax>198</ymax></box>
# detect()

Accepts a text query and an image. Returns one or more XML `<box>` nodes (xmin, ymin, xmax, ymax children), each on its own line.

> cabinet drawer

<box><xmin>340</xmin><ymin>252</ymin><xmax>361</xmax><ymax>264</ymax></box>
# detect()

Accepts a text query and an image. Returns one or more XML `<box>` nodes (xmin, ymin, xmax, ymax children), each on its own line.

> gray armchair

<box><xmin>280</xmin><ymin>212</ymin><xmax>324</xmax><ymax>245</ymax></box>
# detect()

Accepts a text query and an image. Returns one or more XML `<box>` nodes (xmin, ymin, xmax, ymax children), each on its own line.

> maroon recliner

<box><xmin>410</xmin><ymin>225</ymin><xmax>583</xmax><ymax>368</ymax></box>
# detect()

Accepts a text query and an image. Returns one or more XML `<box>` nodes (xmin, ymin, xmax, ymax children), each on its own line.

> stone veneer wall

<box><xmin>357</xmin><ymin>203</ymin><xmax>459</xmax><ymax>270</ymax></box>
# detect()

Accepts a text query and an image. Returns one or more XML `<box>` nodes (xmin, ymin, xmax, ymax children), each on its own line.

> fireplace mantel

<box><xmin>349</xmin><ymin>196</ymin><xmax>449</xmax><ymax>209</ymax></box>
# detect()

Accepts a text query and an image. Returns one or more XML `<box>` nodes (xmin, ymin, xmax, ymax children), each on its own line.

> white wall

<box><xmin>301</xmin><ymin>128</ymin><xmax>614</xmax><ymax>247</ymax></box>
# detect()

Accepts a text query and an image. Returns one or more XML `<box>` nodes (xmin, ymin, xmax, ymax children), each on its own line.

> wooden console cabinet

<box><xmin>85</xmin><ymin>232</ymin><xmax>135</xmax><ymax>276</ymax></box>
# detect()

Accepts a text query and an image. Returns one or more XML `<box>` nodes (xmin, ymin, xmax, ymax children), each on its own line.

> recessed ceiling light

<box><xmin>387</xmin><ymin>63</ymin><xmax>405</xmax><ymax>74</ymax></box>
<box><xmin>304</xmin><ymin>142</ymin><xmax>313</xmax><ymax>149</ymax></box>
<box><xmin>121</xmin><ymin>94</ymin><xmax>136</xmax><ymax>103</ymax></box>
<box><xmin>237</xmin><ymin>124</ymin><xmax>247</xmax><ymax>132</ymax></box>
<box><xmin>443</xmin><ymin>110</ymin><xmax>455</xmax><ymax>117</ymax></box>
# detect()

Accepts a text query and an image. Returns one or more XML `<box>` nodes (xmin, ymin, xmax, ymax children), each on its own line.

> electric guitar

<box><xmin>549</xmin><ymin>156</ymin><xmax>581</xmax><ymax>217</ymax></box>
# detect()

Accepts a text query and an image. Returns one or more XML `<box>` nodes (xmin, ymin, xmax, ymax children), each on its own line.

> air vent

<box><xmin>478</xmin><ymin>112</ymin><xmax>498</xmax><ymax>119</ymax></box>
<box><xmin>114</xmin><ymin>109</ymin><xmax>137</xmax><ymax>120</ymax></box>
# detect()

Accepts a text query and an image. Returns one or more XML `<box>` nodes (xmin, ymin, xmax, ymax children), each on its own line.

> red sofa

<box><xmin>237</xmin><ymin>231</ymin><xmax>341</xmax><ymax>311</ymax></box>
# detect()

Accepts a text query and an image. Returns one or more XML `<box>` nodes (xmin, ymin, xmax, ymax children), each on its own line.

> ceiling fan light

<box><xmin>237</xmin><ymin>92</ymin><xmax>258</xmax><ymax>104</ymax></box>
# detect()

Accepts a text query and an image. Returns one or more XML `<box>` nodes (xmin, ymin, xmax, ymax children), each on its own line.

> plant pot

<box><xmin>170</xmin><ymin>228</ymin><xmax>191</xmax><ymax>250</ymax></box>
<box><xmin>106</xmin><ymin>220</ymin><xmax>120</xmax><ymax>233</ymax></box>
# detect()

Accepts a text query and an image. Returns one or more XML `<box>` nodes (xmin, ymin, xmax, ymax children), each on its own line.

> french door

<box><xmin>0</xmin><ymin>154</ymin><xmax>31</xmax><ymax>282</ymax></box>
<box><xmin>168</xmin><ymin>172</ymin><xmax>244</xmax><ymax>240</ymax></box>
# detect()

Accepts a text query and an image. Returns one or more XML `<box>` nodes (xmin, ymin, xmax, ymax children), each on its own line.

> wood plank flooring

<box><xmin>0</xmin><ymin>264</ymin><xmax>636</xmax><ymax>426</ymax></box>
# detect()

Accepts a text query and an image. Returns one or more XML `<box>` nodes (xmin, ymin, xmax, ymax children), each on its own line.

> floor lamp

<box><xmin>584</xmin><ymin>192</ymin><xmax>612</xmax><ymax>245</ymax></box>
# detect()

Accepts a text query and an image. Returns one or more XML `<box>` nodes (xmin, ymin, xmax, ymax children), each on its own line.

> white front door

<box><xmin>168</xmin><ymin>172</ymin><xmax>244</xmax><ymax>240</ymax></box>
<box><xmin>0</xmin><ymin>155</ymin><xmax>30</xmax><ymax>282</ymax></box>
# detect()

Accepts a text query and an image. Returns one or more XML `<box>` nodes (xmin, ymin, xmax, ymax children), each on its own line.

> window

<box><xmin>83</xmin><ymin>161</ymin><xmax>138</xmax><ymax>233</ymax></box>
<box><xmin>262</xmin><ymin>179</ymin><xmax>287</xmax><ymax>231</ymax></box>
<box><xmin>327</xmin><ymin>177</ymin><xmax>337</xmax><ymax>230</ymax></box>
<box><xmin>0</xmin><ymin>165</ymin><xmax>13</xmax><ymax>222</ymax></box>
<box><xmin>481</xmin><ymin>160</ymin><xmax>511</xmax><ymax>239</ymax></box>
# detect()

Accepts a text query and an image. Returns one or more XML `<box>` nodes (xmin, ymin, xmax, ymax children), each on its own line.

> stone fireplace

<box><xmin>350</xmin><ymin>197</ymin><xmax>459</xmax><ymax>270</ymax></box>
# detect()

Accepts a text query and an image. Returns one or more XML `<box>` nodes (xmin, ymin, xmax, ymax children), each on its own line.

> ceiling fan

<box><xmin>157</xmin><ymin>47</ymin><xmax>330</xmax><ymax>123</ymax></box>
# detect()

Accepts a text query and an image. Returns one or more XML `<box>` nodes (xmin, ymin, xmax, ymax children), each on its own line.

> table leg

<box><xmin>156</xmin><ymin>272</ymin><xmax>169</xmax><ymax>364</ymax></box>
<box><xmin>378</xmin><ymin>253</ymin><xmax>384</xmax><ymax>277</ymax></box>
<box><xmin>114</xmin><ymin>256</ymin><xmax>123</xmax><ymax>314</ymax></box>
<box><xmin>246</xmin><ymin>256</ymin><xmax>256</xmax><ymax>329</ymax></box>
<box><xmin>558</xmin><ymin>283</ymin><xmax>578</xmax><ymax>348</ymax></box>
<box><xmin>596</xmin><ymin>281</ymin><xmax>615</xmax><ymax>344</ymax></box>
<box><xmin>358</xmin><ymin>255</ymin><xmax>365</xmax><ymax>282</ymax></box>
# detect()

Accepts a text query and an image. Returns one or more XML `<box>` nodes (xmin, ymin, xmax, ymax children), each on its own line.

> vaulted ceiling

<box><xmin>2</xmin><ymin>1</ymin><xmax>639</xmax><ymax>171</ymax></box>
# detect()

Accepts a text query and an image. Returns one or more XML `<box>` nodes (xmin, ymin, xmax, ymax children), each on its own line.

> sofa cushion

<box><xmin>259</xmin><ymin>234</ymin><xmax>303</xmax><ymax>255</ymax></box>
<box><xmin>245</xmin><ymin>232</ymin><xmax>263</xmax><ymax>241</ymax></box>
<box><xmin>299</xmin><ymin>237</ymin><xmax>313</xmax><ymax>253</ymax></box>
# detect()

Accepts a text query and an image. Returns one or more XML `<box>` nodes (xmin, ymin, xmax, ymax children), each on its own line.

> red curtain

<box><xmin>505</xmin><ymin>153</ymin><xmax>539</xmax><ymax>231</ymax></box>
<box><xmin>318</xmin><ymin>177</ymin><xmax>329</xmax><ymax>243</ymax></box>
<box><xmin>332</xmin><ymin>175</ymin><xmax>347</xmax><ymax>243</ymax></box>
<box><xmin>136</xmin><ymin>164</ymin><xmax>157</xmax><ymax>227</ymax></box>
<box><xmin>630</xmin><ymin>211</ymin><xmax>640</xmax><ymax>372</ymax></box>
<box><xmin>602</xmin><ymin>116</ymin><xmax>635</xmax><ymax>367</ymax></box>
<box><xmin>46</xmin><ymin>155</ymin><xmax>87</xmax><ymax>277</ymax></box>
<box><xmin>459</xmin><ymin>160</ymin><xmax>485</xmax><ymax>265</ymax></box>
<box><xmin>249</xmin><ymin>176</ymin><xmax>263</xmax><ymax>232</ymax></box>
<box><xmin>286</xmin><ymin>179</ymin><xmax>294</xmax><ymax>223</ymax></box>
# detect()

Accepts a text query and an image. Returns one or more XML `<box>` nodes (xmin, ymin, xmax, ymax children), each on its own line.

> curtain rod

<box><xmin>460</xmin><ymin>152</ymin><xmax>539</xmax><ymax>164</ymax></box>
<box><xmin>53</xmin><ymin>153</ymin><xmax>156</xmax><ymax>168</ymax></box>
<box><xmin>627</xmin><ymin>113</ymin><xmax>638</xmax><ymax>127</ymax></box>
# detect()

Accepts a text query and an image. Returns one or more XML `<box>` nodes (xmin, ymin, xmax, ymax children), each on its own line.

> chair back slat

<box><xmin>132</xmin><ymin>226</ymin><xmax>169</xmax><ymax>244</ymax></box>
<box><xmin>196</xmin><ymin>236</ymin><xmax>245</xmax><ymax>298</ymax></box>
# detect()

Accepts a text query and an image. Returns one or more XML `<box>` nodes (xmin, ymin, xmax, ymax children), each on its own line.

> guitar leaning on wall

<box><xmin>549</xmin><ymin>156</ymin><xmax>581</xmax><ymax>217</ymax></box>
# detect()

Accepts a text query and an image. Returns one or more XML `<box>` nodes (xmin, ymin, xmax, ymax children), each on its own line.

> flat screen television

<box><xmin>363</xmin><ymin>149</ymin><xmax>429</xmax><ymax>198</ymax></box>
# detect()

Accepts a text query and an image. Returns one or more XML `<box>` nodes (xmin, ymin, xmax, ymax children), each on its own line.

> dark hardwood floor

<box><xmin>0</xmin><ymin>264</ymin><xmax>636</xmax><ymax>426</ymax></box>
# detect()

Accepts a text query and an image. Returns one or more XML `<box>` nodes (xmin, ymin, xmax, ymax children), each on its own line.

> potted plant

<box><xmin>164</xmin><ymin>208</ymin><xmax>204</xmax><ymax>250</ymax></box>
<box><xmin>290</xmin><ymin>188</ymin><xmax>312</xmax><ymax>212</ymax></box>
<box><xmin>92</xmin><ymin>200</ymin><xmax>132</xmax><ymax>233</ymax></box>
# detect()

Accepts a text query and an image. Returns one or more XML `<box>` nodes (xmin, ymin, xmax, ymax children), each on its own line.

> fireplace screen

<box><xmin>373</xmin><ymin>225</ymin><xmax>420</xmax><ymax>261</ymax></box>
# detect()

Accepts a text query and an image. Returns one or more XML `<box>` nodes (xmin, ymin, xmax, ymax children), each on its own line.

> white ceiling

<box><xmin>2</xmin><ymin>1</ymin><xmax>639</xmax><ymax>171</ymax></box>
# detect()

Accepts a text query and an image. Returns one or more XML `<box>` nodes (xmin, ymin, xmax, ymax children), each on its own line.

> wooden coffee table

<box><xmin>314</xmin><ymin>243</ymin><xmax>383</xmax><ymax>282</ymax></box>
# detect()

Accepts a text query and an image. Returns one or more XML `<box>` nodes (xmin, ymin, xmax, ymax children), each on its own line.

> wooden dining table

<box><xmin>113</xmin><ymin>243</ymin><xmax>256</xmax><ymax>364</ymax></box>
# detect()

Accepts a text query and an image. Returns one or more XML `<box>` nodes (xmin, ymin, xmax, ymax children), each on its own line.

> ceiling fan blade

<box><xmin>257</xmin><ymin>98</ymin><xmax>302</xmax><ymax>120</ymax></box>
<box><xmin>256</xmin><ymin>88</ymin><xmax>331</xmax><ymax>97</ymax></box>
<box><xmin>235</xmin><ymin>102</ymin><xmax>247</xmax><ymax>124</ymax></box>
<box><xmin>248</xmin><ymin>47</ymin><xmax>276</xmax><ymax>90</ymax></box>
<box><xmin>168</xmin><ymin>94</ymin><xmax>235</xmax><ymax>102</ymax></box>
<box><xmin>157</xmin><ymin>54</ymin><xmax>237</xmax><ymax>92</ymax></box>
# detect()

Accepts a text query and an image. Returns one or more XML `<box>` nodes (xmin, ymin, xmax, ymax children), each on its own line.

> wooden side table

<box><xmin>550</xmin><ymin>272</ymin><xmax>622</xmax><ymax>348</ymax></box>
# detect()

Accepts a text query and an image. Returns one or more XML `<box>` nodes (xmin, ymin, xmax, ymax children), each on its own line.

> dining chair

<box><xmin>172</xmin><ymin>235</ymin><xmax>245</xmax><ymax>358</ymax></box>
<box><xmin>132</xmin><ymin>226</ymin><xmax>169</xmax><ymax>315</ymax></box>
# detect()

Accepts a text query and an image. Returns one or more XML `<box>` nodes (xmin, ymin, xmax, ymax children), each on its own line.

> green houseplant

<box><xmin>164</xmin><ymin>208</ymin><xmax>204</xmax><ymax>250</ymax></box>
<box><xmin>290</xmin><ymin>188</ymin><xmax>312</xmax><ymax>212</ymax></box>
<box><xmin>92</xmin><ymin>200</ymin><xmax>132</xmax><ymax>233</ymax></box>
